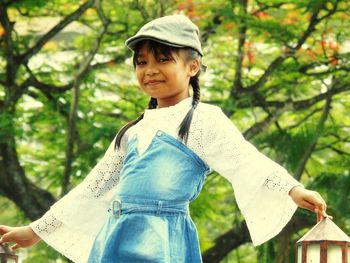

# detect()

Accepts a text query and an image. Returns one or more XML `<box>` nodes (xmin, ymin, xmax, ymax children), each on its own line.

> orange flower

<box><xmin>320</xmin><ymin>40</ymin><xmax>328</xmax><ymax>48</ymax></box>
<box><xmin>224</xmin><ymin>22</ymin><xmax>235</xmax><ymax>30</ymax></box>
<box><xmin>0</xmin><ymin>26</ymin><xmax>4</xmax><ymax>37</ymax></box>
<box><xmin>107</xmin><ymin>60</ymin><xmax>115</xmax><ymax>66</ymax></box>
<box><xmin>254</xmin><ymin>11</ymin><xmax>270</xmax><ymax>20</ymax></box>
<box><xmin>329</xmin><ymin>42</ymin><xmax>339</xmax><ymax>52</ymax></box>
<box><xmin>306</xmin><ymin>49</ymin><xmax>316</xmax><ymax>60</ymax></box>
<box><xmin>329</xmin><ymin>56</ymin><xmax>338</xmax><ymax>65</ymax></box>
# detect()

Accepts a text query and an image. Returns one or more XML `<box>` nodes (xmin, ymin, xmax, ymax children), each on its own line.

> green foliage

<box><xmin>309</xmin><ymin>171</ymin><xmax>350</xmax><ymax>225</ymax></box>
<box><xmin>10</xmin><ymin>0</ymin><xmax>48</xmax><ymax>10</ymax></box>
<box><xmin>191</xmin><ymin>173</ymin><xmax>237</xmax><ymax>251</ymax></box>
<box><xmin>0</xmin><ymin>197</ymin><xmax>63</xmax><ymax>261</ymax></box>
<box><xmin>257</xmin><ymin>242</ymin><xmax>276</xmax><ymax>263</ymax></box>
<box><xmin>1</xmin><ymin>0</ymin><xmax>350</xmax><ymax>262</ymax></box>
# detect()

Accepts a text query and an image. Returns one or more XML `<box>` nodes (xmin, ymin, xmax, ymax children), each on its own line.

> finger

<box><xmin>300</xmin><ymin>200</ymin><xmax>316</xmax><ymax>212</ymax></box>
<box><xmin>315</xmin><ymin>197</ymin><xmax>326</xmax><ymax>212</ymax></box>
<box><xmin>305</xmin><ymin>193</ymin><xmax>328</xmax><ymax>214</ymax></box>
<box><xmin>0</xmin><ymin>225</ymin><xmax>11</xmax><ymax>235</ymax></box>
<box><xmin>316</xmin><ymin>203</ymin><xmax>326</xmax><ymax>215</ymax></box>
<box><xmin>316</xmin><ymin>208</ymin><xmax>334</xmax><ymax>222</ymax></box>
<box><xmin>327</xmin><ymin>214</ymin><xmax>334</xmax><ymax>220</ymax></box>
<box><xmin>315</xmin><ymin>191</ymin><xmax>326</xmax><ymax>203</ymax></box>
<box><xmin>321</xmin><ymin>210</ymin><xmax>333</xmax><ymax>220</ymax></box>
<box><xmin>0</xmin><ymin>232</ymin><xmax>14</xmax><ymax>244</ymax></box>
<box><xmin>315</xmin><ymin>193</ymin><xmax>327</xmax><ymax>212</ymax></box>
<box><xmin>316</xmin><ymin>209</ymin><xmax>322</xmax><ymax>222</ymax></box>
<box><xmin>306</xmin><ymin>192</ymin><xmax>325</xmax><ymax>208</ymax></box>
<box><xmin>10</xmin><ymin>243</ymin><xmax>20</xmax><ymax>250</ymax></box>
<box><xmin>314</xmin><ymin>194</ymin><xmax>331</xmax><ymax>219</ymax></box>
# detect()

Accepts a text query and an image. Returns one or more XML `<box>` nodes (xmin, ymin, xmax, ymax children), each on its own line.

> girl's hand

<box><xmin>0</xmin><ymin>225</ymin><xmax>41</xmax><ymax>250</ymax></box>
<box><xmin>289</xmin><ymin>185</ymin><xmax>333</xmax><ymax>222</ymax></box>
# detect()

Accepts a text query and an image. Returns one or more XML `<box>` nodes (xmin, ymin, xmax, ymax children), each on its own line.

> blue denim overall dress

<box><xmin>87</xmin><ymin>130</ymin><xmax>210</xmax><ymax>262</ymax></box>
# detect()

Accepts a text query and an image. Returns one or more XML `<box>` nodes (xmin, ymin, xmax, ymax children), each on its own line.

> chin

<box><xmin>142</xmin><ymin>92</ymin><xmax>161</xmax><ymax>99</ymax></box>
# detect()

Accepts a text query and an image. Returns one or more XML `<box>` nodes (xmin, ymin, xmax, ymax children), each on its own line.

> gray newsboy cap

<box><xmin>125</xmin><ymin>15</ymin><xmax>203</xmax><ymax>56</ymax></box>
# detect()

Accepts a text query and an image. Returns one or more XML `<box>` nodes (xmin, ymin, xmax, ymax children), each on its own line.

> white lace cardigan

<box><xmin>30</xmin><ymin>97</ymin><xmax>301</xmax><ymax>262</ymax></box>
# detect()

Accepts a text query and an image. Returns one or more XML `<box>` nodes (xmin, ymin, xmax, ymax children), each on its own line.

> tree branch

<box><xmin>0</xmin><ymin>125</ymin><xmax>56</xmax><ymax>220</ymax></box>
<box><xmin>130</xmin><ymin>0</ymin><xmax>149</xmax><ymax>20</ymax></box>
<box><xmin>299</xmin><ymin>63</ymin><xmax>350</xmax><ymax>77</ymax></box>
<box><xmin>0</xmin><ymin>2</ymin><xmax>17</xmax><ymax>88</ymax></box>
<box><xmin>61</xmin><ymin>0</ymin><xmax>110</xmax><ymax>196</ymax></box>
<box><xmin>293</xmin><ymin>82</ymin><xmax>348</xmax><ymax>110</ymax></box>
<box><xmin>315</xmin><ymin>136</ymin><xmax>350</xmax><ymax>153</ymax></box>
<box><xmin>237</xmin><ymin>1</ymin><xmax>338</xmax><ymax>95</ymax></box>
<box><xmin>293</xmin><ymin>4</ymin><xmax>323</xmax><ymax>50</ymax></box>
<box><xmin>17</xmin><ymin>0</ymin><xmax>95</xmax><ymax>65</ymax></box>
<box><xmin>202</xmin><ymin>213</ymin><xmax>315</xmax><ymax>262</ymax></box>
<box><xmin>326</xmin><ymin>146</ymin><xmax>350</xmax><ymax>156</ymax></box>
<box><xmin>237</xmin><ymin>81</ymin><xmax>350</xmax><ymax>110</ymax></box>
<box><xmin>231</xmin><ymin>0</ymin><xmax>248</xmax><ymax>98</ymax></box>
<box><xmin>3</xmin><ymin>0</ymin><xmax>21</xmax><ymax>6</ymax></box>
<box><xmin>253</xmin><ymin>1</ymin><xmax>285</xmax><ymax>14</ymax></box>
<box><xmin>241</xmin><ymin>78</ymin><xmax>348</xmax><ymax>140</ymax></box>
<box><xmin>243</xmin><ymin>103</ymin><xmax>291</xmax><ymax>140</ymax></box>
<box><xmin>242</xmin><ymin>52</ymin><xmax>295</xmax><ymax>95</ymax></box>
<box><xmin>201</xmin><ymin>14</ymin><xmax>222</xmax><ymax>44</ymax></box>
<box><xmin>294</xmin><ymin>94</ymin><xmax>332</xmax><ymax>181</ymax></box>
<box><xmin>20</xmin><ymin>74</ymin><xmax>74</xmax><ymax>94</ymax></box>
<box><xmin>202</xmin><ymin>220</ymin><xmax>250</xmax><ymax>262</ymax></box>
<box><xmin>284</xmin><ymin>107</ymin><xmax>323</xmax><ymax>130</ymax></box>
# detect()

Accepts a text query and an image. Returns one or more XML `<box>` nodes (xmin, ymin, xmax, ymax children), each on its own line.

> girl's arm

<box><xmin>289</xmin><ymin>185</ymin><xmax>332</xmax><ymax>222</ymax></box>
<box><xmin>202</xmin><ymin>106</ymin><xmax>330</xmax><ymax>246</ymax></box>
<box><xmin>0</xmin><ymin>225</ymin><xmax>41</xmax><ymax>250</ymax></box>
<box><xmin>0</xmin><ymin>133</ymin><xmax>127</xmax><ymax>261</ymax></box>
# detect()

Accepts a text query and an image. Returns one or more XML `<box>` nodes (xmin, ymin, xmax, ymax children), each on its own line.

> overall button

<box><xmin>156</xmin><ymin>131</ymin><xmax>163</xmax><ymax>136</ymax></box>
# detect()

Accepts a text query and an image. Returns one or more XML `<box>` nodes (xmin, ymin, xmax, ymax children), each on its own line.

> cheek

<box><xmin>136</xmin><ymin>70</ymin><xmax>143</xmax><ymax>84</ymax></box>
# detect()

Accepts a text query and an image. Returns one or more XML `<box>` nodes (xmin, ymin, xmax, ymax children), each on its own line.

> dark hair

<box><xmin>114</xmin><ymin>40</ymin><xmax>204</xmax><ymax>150</ymax></box>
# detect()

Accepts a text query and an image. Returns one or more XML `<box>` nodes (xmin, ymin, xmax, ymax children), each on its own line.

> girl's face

<box><xmin>134</xmin><ymin>42</ymin><xmax>199</xmax><ymax>108</ymax></box>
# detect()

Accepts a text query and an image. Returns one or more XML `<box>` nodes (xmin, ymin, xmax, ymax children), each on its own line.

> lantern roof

<box><xmin>0</xmin><ymin>243</ymin><xmax>13</xmax><ymax>254</ymax></box>
<box><xmin>297</xmin><ymin>218</ymin><xmax>350</xmax><ymax>243</ymax></box>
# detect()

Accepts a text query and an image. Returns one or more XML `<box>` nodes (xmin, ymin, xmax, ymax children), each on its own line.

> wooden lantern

<box><xmin>296</xmin><ymin>217</ymin><xmax>350</xmax><ymax>263</ymax></box>
<box><xmin>0</xmin><ymin>244</ymin><xmax>18</xmax><ymax>263</ymax></box>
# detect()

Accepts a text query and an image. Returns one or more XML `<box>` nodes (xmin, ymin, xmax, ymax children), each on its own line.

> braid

<box><xmin>191</xmin><ymin>75</ymin><xmax>200</xmax><ymax>108</ymax></box>
<box><xmin>148</xmin><ymin>97</ymin><xmax>158</xmax><ymax>109</ymax></box>
<box><xmin>115</xmin><ymin>97</ymin><xmax>158</xmax><ymax>150</ymax></box>
<box><xmin>115</xmin><ymin>97</ymin><xmax>157</xmax><ymax>150</ymax></box>
<box><xmin>114</xmin><ymin>113</ymin><xmax>143</xmax><ymax>150</ymax></box>
<box><xmin>178</xmin><ymin>75</ymin><xmax>201</xmax><ymax>144</ymax></box>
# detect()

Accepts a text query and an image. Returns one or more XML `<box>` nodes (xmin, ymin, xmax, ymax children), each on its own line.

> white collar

<box><xmin>144</xmin><ymin>97</ymin><xmax>193</xmax><ymax>119</ymax></box>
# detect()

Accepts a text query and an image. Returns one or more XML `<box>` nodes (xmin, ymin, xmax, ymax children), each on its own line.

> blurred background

<box><xmin>0</xmin><ymin>0</ymin><xmax>349</xmax><ymax>262</ymax></box>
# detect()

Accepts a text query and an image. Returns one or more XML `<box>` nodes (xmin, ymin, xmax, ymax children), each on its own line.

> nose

<box><xmin>145</xmin><ymin>65</ymin><xmax>160</xmax><ymax>76</ymax></box>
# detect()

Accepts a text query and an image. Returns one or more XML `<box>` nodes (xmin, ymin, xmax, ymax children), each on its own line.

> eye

<box><xmin>135</xmin><ymin>60</ymin><xmax>146</xmax><ymax>66</ymax></box>
<box><xmin>158</xmin><ymin>57</ymin><xmax>171</xmax><ymax>63</ymax></box>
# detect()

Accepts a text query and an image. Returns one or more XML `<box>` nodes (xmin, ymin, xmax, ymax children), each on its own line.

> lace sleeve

<box><xmin>29</xmin><ymin>134</ymin><xmax>127</xmax><ymax>263</ymax></box>
<box><xmin>202</xmin><ymin>106</ymin><xmax>302</xmax><ymax>246</ymax></box>
<box><xmin>30</xmin><ymin>211</ymin><xmax>62</xmax><ymax>235</ymax></box>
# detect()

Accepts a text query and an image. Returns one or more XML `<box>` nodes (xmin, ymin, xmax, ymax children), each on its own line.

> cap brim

<box><xmin>125</xmin><ymin>35</ymin><xmax>187</xmax><ymax>52</ymax></box>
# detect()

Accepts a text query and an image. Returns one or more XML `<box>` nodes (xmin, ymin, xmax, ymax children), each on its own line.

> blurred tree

<box><xmin>0</xmin><ymin>0</ymin><xmax>349</xmax><ymax>262</ymax></box>
<box><xmin>190</xmin><ymin>0</ymin><xmax>350</xmax><ymax>262</ymax></box>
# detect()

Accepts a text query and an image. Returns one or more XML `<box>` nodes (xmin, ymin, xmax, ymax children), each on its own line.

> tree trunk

<box><xmin>202</xmin><ymin>221</ymin><xmax>250</xmax><ymax>262</ymax></box>
<box><xmin>0</xmin><ymin>117</ymin><xmax>55</xmax><ymax>221</ymax></box>
<box><xmin>201</xmin><ymin>214</ymin><xmax>315</xmax><ymax>262</ymax></box>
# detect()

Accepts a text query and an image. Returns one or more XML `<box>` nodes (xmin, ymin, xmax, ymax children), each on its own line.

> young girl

<box><xmin>0</xmin><ymin>15</ymin><xmax>330</xmax><ymax>263</ymax></box>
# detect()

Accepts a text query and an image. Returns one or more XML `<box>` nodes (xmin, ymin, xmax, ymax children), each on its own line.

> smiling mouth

<box><xmin>146</xmin><ymin>81</ymin><xmax>164</xmax><ymax>85</ymax></box>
